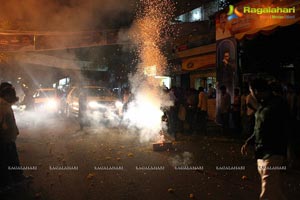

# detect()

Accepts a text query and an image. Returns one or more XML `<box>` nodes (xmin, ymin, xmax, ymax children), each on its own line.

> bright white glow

<box><xmin>115</xmin><ymin>101</ymin><xmax>123</xmax><ymax>108</ymax></box>
<box><xmin>125</xmin><ymin>92</ymin><xmax>163</xmax><ymax>130</ymax></box>
<box><xmin>46</xmin><ymin>99</ymin><xmax>58</xmax><ymax>110</ymax></box>
<box><xmin>88</xmin><ymin>101</ymin><xmax>100</xmax><ymax>109</ymax></box>
<box><xmin>88</xmin><ymin>101</ymin><xmax>106</xmax><ymax>109</ymax></box>
<box><xmin>175</xmin><ymin>7</ymin><xmax>202</xmax><ymax>23</ymax></box>
<box><xmin>191</xmin><ymin>8</ymin><xmax>201</xmax><ymax>21</ymax></box>
<box><xmin>121</xmin><ymin>80</ymin><xmax>174</xmax><ymax>143</ymax></box>
<box><xmin>12</xmin><ymin>105</ymin><xmax>18</xmax><ymax>110</ymax></box>
<box><xmin>154</xmin><ymin>76</ymin><xmax>171</xmax><ymax>89</ymax></box>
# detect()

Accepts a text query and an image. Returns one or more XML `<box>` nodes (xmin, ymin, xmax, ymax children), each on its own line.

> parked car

<box><xmin>33</xmin><ymin>88</ymin><xmax>60</xmax><ymax>113</ymax></box>
<box><xmin>65</xmin><ymin>86</ymin><xmax>123</xmax><ymax>120</ymax></box>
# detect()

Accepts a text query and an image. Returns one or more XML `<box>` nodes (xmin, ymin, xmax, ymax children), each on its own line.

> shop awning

<box><xmin>235</xmin><ymin>17</ymin><xmax>300</xmax><ymax>40</ymax></box>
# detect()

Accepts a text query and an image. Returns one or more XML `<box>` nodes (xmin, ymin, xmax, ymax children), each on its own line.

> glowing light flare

<box><xmin>46</xmin><ymin>99</ymin><xmax>58</xmax><ymax>110</ymax></box>
<box><xmin>115</xmin><ymin>101</ymin><xmax>123</xmax><ymax>109</ymax></box>
<box><xmin>88</xmin><ymin>101</ymin><xmax>102</xmax><ymax>109</ymax></box>
<box><xmin>125</xmin><ymin>93</ymin><xmax>163</xmax><ymax>130</ymax></box>
<box><xmin>157</xmin><ymin>133</ymin><xmax>165</xmax><ymax>144</ymax></box>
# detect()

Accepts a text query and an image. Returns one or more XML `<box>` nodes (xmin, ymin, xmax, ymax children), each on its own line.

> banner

<box><xmin>215</xmin><ymin>37</ymin><xmax>238</xmax><ymax>124</ymax></box>
<box><xmin>35</xmin><ymin>31</ymin><xmax>108</xmax><ymax>50</ymax></box>
<box><xmin>0</xmin><ymin>29</ymin><xmax>129</xmax><ymax>52</ymax></box>
<box><xmin>0</xmin><ymin>34</ymin><xmax>35</xmax><ymax>52</ymax></box>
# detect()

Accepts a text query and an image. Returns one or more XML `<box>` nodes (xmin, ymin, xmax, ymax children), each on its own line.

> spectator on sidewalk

<box><xmin>185</xmin><ymin>88</ymin><xmax>197</xmax><ymax>134</ymax></box>
<box><xmin>207</xmin><ymin>83</ymin><xmax>216</xmax><ymax>98</ymax></box>
<box><xmin>240</xmin><ymin>84</ymin><xmax>249</xmax><ymax>136</ymax></box>
<box><xmin>241</xmin><ymin>78</ymin><xmax>288</xmax><ymax>200</ymax></box>
<box><xmin>285</xmin><ymin>83</ymin><xmax>298</xmax><ymax>169</ymax></box>
<box><xmin>219</xmin><ymin>85</ymin><xmax>231</xmax><ymax>135</ymax></box>
<box><xmin>232</xmin><ymin>88</ymin><xmax>241</xmax><ymax>135</ymax></box>
<box><xmin>245</xmin><ymin>88</ymin><xmax>258</xmax><ymax>137</ymax></box>
<box><xmin>78</xmin><ymin>89</ymin><xmax>88</xmax><ymax>131</ymax></box>
<box><xmin>196</xmin><ymin>87</ymin><xmax>208</xmax><ymax>135</ymax></box>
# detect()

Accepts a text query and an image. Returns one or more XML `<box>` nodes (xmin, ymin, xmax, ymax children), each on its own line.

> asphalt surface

<box><xmin>1</xmin><ymin>115</ymin><xmax>300</xmax><ymax>200</ymax></box>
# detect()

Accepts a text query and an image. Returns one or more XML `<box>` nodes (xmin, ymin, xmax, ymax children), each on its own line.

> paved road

<box><xmin>1</xmin><ymin>115</ymin><xmax>300</xmax><ymax>200</ymax></box>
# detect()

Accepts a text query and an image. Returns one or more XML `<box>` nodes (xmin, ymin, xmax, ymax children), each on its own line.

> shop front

<box><xmin>175</xmin><ymin>44</ymin><xmax>217</xmax><ymax>120</ymax></box>
<box><xmin>215</xmin><ymin>0</ymin><xmax>300</xmax><ymax>124</ymax></box>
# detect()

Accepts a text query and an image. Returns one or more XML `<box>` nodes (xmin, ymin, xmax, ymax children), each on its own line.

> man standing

<box><xmin>219</xmin><ymin>85</ymin><xmax>231</xmax><ymax>135</ymax></box>
<box><xmin>246</xmin><ymin>89</ymin><xmax>258</xmax><ymax>137</ymax></box>
<box><xmin>197</xmin><ymin>87</ymin><xmax>208</xmax><ymax>134</ymax></box>
<box><xmin>207</xmin><ymin>83</ymin><xmax>216</xmax><ymax>98</ymax></box>
<box><xmin>241</xmin><ymin>78</ymin><xmax>288</xmax><ymax>200</ymax></box>
<box><xmin>232</xmin><ymin>88</ymin><xmax>241</xmax><ymax>135</ymax></box>
<box><xmin>0</xmin><ymin>82</ymin><xmax>30</xmax><ymax>191</ymax></box>
<box><xmin>79</xmin><ymin>89</ymin><xmax>88</xmax><ymax>131</ymax></box>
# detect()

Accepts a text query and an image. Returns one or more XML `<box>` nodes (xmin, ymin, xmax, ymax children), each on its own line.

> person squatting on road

<box><xmin>241</xmin><ymin>78</ymin><xmax>288</xmax><ymax>200</ymax></box>
<box><xmin>0</xmin><ymin>82</ymin><xmax>31</xmax><ymax>191</ymax></box>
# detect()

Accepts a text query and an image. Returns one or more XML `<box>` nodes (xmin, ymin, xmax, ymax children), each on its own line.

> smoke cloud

<box><xmin>0</xmin><ymin>0</ymin><xmax>135</xmax><ymax>31</ymax></box>
<box><xmin>169</xmin><ymin>152</ymin><xmax>194</xmax><ymax>167</ymax></box>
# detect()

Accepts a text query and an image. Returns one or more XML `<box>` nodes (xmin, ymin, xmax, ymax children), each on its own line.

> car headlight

<box><xmin>88</xmin><ymin>101</ymin><xmax>101</xmax><ymax>109</ymax></box>
<box><xmin>46</xmin><ymin>99</ymin><xmax>58</xmax><ymax>109</ymax></box>
<box><xmin>115</xmin><ymin>101</ymin><xmax>123</xmax><ymax>108</ymax></box>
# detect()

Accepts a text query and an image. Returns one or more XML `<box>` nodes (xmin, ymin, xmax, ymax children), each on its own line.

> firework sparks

<box><xmin>133</xmin><ymin>0</ymin><xmax>175</xmax><ymax>73</ymax></box>
<box><xmin>124</xmin><ymin>0</ymin><xmax>175</xmax><ymax>143</ymax></box>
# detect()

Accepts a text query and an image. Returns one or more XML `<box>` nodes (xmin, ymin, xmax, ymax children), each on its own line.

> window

<box><xmin>175</xmin><ymin>7</ymin><xmax>203</xmax><ymax>23</ymax></box>
<box><xmin>190</xmin><ymin>8</ymin><xmax>203</xmax><ymax>22</ymax></box>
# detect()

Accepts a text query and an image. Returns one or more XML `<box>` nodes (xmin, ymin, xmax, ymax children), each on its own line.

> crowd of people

<box><xmin>159</xmin><ymin>79</ymin><xmax>300</xmax><ymax>199</ymax></box>
<box><xmin>157</xmin><ymin>85</ymin><xmax>214</xmax><ymax>139</ymax></box>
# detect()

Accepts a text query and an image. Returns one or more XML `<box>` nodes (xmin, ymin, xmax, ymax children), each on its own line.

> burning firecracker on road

<box><xmin>125</xmin><ymin>0</ymin><xmax>176</xmax><ymax>146</ymax></box>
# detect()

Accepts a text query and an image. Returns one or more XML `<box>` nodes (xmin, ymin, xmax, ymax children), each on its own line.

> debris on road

<box><xmin>168</xmin><ymin>188</ymin><xmax>175</xmax><ymax>193</ymax></box>
<box><xmin>86</xmin><ymin>173</ymin><xmax>95</xmax><ymax>180</ymax></box>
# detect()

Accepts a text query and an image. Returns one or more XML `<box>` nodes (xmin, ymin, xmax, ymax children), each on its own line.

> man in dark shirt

<box><xmin>241</xmin><ymin>78</ymin><xmax>288</xmax><ymax>200</ymax></box>
<box><xmin>0</xmin><ymin>82</ymin><xmax>32</xmax><ymax>191</ymax></box>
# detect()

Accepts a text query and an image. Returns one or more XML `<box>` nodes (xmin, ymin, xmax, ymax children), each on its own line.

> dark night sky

<box><xmin>0</xmin><ymin>0</ymin><xmax>205</xmax><ymax>31</ymax></box>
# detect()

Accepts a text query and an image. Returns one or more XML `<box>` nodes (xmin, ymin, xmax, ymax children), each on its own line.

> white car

<box><xmin>33</xmin><ymin>88</ymin><xmax>60</xmax><ymax>113</ymax></box>
<box><xmin>65</xmin><ymin>86</ymin><xmax>123</xmax><ymax>120</ymax></box>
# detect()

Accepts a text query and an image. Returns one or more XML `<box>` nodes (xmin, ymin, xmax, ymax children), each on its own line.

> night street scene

<box><xmin>1</xmin><ymin>0</ymin><xmax>300</xmax><ymax>199</ymax></box>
